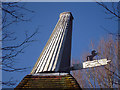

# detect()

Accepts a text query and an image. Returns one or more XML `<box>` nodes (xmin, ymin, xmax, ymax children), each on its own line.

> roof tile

<box><xmin>15</xmin><ymin>73</ymin><xmax>81</xmax><ymax>89</ymax></box>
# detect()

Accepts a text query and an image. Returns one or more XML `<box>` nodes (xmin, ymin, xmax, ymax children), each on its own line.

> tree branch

<box><xmin>96</xmin><ymin>2</ymin><xmax>120</xmax><ymax>18</ymax></box>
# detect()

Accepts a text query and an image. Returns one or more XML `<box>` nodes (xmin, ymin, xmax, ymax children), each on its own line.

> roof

<box><xmin>15</xmin><ymin>73</ymin><xmax>81</xmax><ymax>89</ymax></box>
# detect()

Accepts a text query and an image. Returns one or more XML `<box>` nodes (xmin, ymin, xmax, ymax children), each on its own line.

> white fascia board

<box><xmin>71</xmin><ymin>59</ymin><xmax>111</xmax><ymax>70</ymax></box>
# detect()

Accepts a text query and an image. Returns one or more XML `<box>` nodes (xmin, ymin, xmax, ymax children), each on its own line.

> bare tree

<box><xmin>96</xmin><ymin>2</ymin><xmax>120</xmax><ymax>19</ymax></box>
<box><xmin>96</xmin><ymin>2</ymin><xmax>120</xmax><ymax>88</ymax></box>
<box><xmin>96</xmin><ymin>2</ymin><xmax>120</xmax><ymax>38</ymax></box>
<box><xmin>72</xmin><ymin>35</ymin><xmax>120</xmax><ymax>88</ymax></box>
<box><xmin>1</xmin><ymin>2</ymin><xmax>34</xmax><ymax>29</ymax></box>
<box><xmin>1</xmin><ymin>2</ymin><xmax>38</xmax><ymax>86</ymax></box>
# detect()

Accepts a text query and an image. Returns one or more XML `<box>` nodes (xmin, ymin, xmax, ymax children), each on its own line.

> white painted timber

<box><xmin>31</xmin><ymin>73</ymin><xmax>68</xmax><ymax>76</ymax></box>
<box><xmin>31</xmin><ymin>12</ymin><xmax>73</xmax><ymax>74</ymax></box>
<box><xmin>71</xmin><ymin>59</ymin><xmax>111</xmax><ymax>70</ymax></box>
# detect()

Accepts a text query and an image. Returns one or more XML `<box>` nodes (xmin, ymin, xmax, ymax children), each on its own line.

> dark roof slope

<box><xmin>15</xmin><ymin>73</ymin><xmax>81</xmax><ymax>89</ymax></box>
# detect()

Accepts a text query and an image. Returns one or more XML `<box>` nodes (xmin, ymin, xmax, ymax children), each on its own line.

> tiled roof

<box><xmin>15</xmin><ymin>73</ymin><xmax>81</xmax><ymax>89</ymax></box>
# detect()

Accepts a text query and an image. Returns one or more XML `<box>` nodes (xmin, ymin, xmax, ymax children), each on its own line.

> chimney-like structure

<box><xmin>15</xmin><ymin>12</ymin><xmax>81</xmax><ymax>89</ymax></box>
<box><xmin>31</xmin><ymin>12</ymin><xmax>73</xmax><ymax>74</ymax></box>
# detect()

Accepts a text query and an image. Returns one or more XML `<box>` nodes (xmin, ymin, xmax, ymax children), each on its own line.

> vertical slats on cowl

<box><xmin>31</xmin><ymin>12</ymin><xmax>73</xmax><ymax>74</ymax></box>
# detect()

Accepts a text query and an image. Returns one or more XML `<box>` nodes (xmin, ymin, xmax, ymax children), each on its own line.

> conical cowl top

<box><xmin>31</xmin><ymin>12</ymin><xmax>73</xmax><ymax>74</ymax></box>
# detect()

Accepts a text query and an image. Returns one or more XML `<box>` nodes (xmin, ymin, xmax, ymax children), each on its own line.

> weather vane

<box><xmin>71</xmin><ymin>50</ymin><xmax>111</xmax><ymax>70</ymax></box>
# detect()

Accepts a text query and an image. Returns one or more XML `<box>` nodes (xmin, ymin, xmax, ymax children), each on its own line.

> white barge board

<box><xmin>71</xmin><ymin>59</ymin><xmax>111</xmax><ymax>70</ymax></box>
